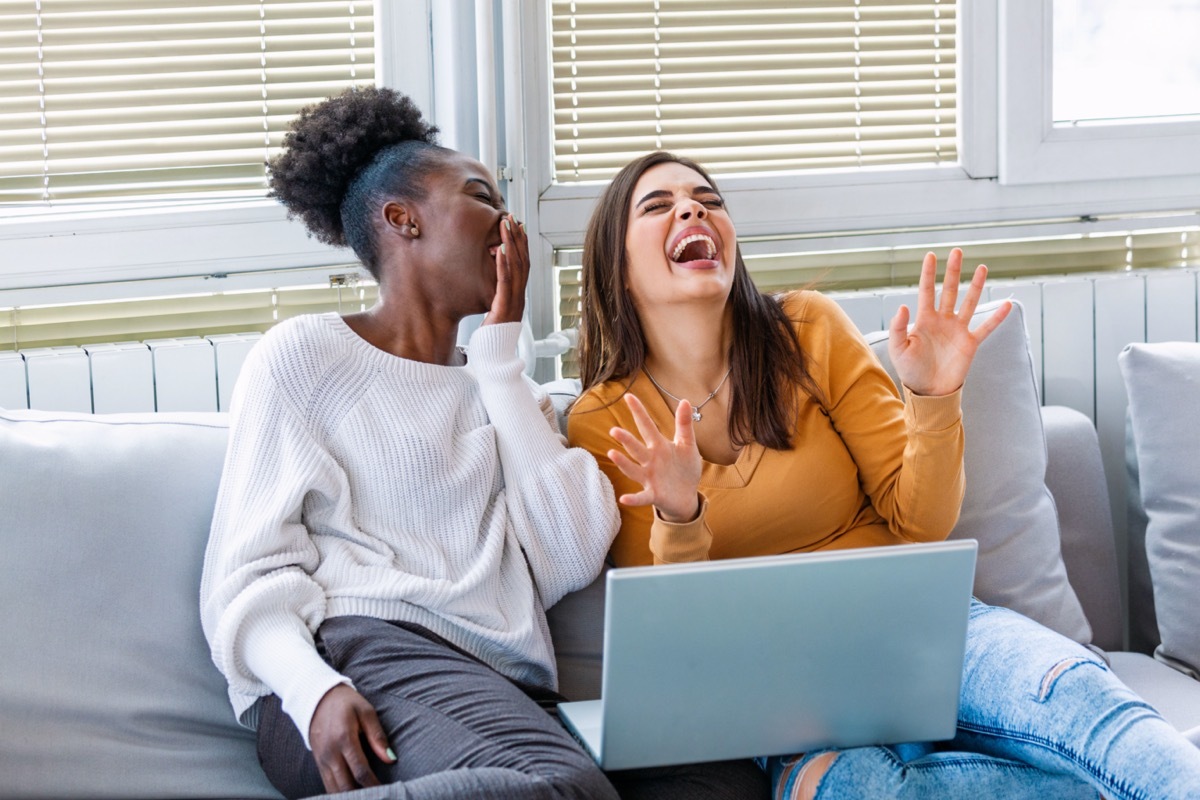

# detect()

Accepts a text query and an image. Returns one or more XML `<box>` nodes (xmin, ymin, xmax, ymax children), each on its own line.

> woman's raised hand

<box><xmin>888</xmin><ymin>248</ymin><xmax>1012</xmax><ymax>397</ymax></box>
<box><xmin>483</xmin><ymin>214</ymin><xmax>530</xmax><ymax>326</ymax></box>
<box><xmin>608</xmin><ymin>393</ymin><xmax>703</xmax><ymax>523</ymax></box>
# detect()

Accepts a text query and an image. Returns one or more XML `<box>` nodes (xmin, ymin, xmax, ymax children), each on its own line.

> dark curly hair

<box><xmin>268</xmin><ymin>86</ymin><xmax>445</xmax><ymax>277</ymax></box>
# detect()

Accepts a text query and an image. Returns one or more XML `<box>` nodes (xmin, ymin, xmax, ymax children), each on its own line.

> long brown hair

<box><xmin>576</xmin><ymin>151</ymin><xmax>821</xmax><ymax>450</ymax></box>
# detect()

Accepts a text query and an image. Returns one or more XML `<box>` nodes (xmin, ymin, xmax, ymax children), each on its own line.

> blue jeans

<box><xmin>765</xmin><ymin>600</ymin><xmax>1200</xmax><ymax>799</ymax></box>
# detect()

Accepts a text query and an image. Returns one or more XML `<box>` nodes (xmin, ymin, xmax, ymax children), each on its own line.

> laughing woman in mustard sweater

<box><xmin>567</xmin><ymin>150</ymin><xmax>1200</xmax><ymax>800</ymax></box>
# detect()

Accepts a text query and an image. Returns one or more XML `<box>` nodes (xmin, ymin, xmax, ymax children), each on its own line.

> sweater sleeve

<box><xmin>199</xmin><ymin>353</ymin><xmax>351</xmax><ymax>749</ymax></box>
<box><xmin>467</xmin><ymin>323</ymin><xmax>619</xmax><ymax>607</ymax></box>
<box><xmin>799</xmin><ymin>292</ymin><xmax>965</xmax><ymax>542</ymax></box>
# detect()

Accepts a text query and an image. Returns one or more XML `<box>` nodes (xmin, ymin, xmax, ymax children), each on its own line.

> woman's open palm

<box><xmin>888</xmin><ymin>248</ymin><xmax>1011</xmax><ymax>397</ymax></box>
<box><xmin>608</xmin><ymin>393</ymin><xmax>703</xmax><ymax>524</ymax></box>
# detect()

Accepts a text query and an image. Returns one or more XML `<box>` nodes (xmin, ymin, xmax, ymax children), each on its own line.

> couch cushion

<box><xmin>0</xmin><ymin>410</ymin><xmax>281</xmax><ymax>800</ymax></box>
<box><xmin>865</xmin><ymin>299</ymin><xmax>1092</xmax><ymax>643</ymax></box>
<box><xmin>1119</xmin><ymin>342</ymin><xmax>1200</xmax><ymax>679</ymax></box>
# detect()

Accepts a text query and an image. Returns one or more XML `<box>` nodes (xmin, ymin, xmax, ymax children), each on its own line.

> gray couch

<box><xmin>3</xmin><ymin>301</ymin><xmax>1198</xmax><ymax>799</ymax></box>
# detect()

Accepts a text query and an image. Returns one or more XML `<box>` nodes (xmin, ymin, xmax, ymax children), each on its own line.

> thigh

<box><xmin>317</xmin><ymin>616</ymin><xmax>604</xmax><ymax>784</ymax></box>
<box><xmin>954</xmin><ymin>600</ymin><xmax>1120</xmax><ymax>741</ymax></box>
<box><xmin>607</xmin><ymin>759</ymin><xmax>769</xmax><ymax>800</ymax></box>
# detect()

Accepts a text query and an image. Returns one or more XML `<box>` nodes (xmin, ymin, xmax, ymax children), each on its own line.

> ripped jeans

<box><xmin>765</xmin><ymin>599</ymin><xmax>1200</xmax><ymax>800</ymax></box>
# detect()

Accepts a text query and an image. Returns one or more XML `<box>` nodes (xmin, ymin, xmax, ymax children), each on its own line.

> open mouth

<box><xmin>668</xmin><ymin>227</ymin><xmax>719</xmax><ymax>265</ymax></box>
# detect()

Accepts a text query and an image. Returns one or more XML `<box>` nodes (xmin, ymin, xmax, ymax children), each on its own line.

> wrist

<box><xmin>655</xmin><ymin>494</ymin><xmax>702</xmax><ymax>524</ymax></box>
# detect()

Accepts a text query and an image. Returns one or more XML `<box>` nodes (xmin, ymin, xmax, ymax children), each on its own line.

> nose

<box><xmin>677</xmin><ymin>199</ymin><xmax>706</xmax><ymax>221</ymax></box>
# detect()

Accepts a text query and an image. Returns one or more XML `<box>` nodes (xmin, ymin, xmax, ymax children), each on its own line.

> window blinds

<box><xmin>551</xmin><ymin>0</ymin><xmax>956</xmax><ymax>181</ymax></box>
<box><xmin>0</xmin><ymin>276</ymin><xmax>377</xmax><ymax>351</ymax></box>
<box><xmin>0</xmin><ymin>1</ymin><xmax>374</xmax><ymax>203</ymax></box>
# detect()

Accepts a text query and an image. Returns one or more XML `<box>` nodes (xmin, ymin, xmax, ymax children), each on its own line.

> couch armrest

<box><xmin>1041</xmin><ymin>405</ymin><xmax>1124</xmax><ymax>652</ymax></box>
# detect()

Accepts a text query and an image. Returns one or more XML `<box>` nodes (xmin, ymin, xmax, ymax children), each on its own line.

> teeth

<box><xmin>671</xmin><ymin>234</ymin><xmax>717</xmax><ymax>261</ymax></box>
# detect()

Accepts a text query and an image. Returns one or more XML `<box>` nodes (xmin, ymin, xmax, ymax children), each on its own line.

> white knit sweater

<box><xmin>200</xmin><ymin>314</ymin><xmax>618</xmax><ymax>748</ymax></box>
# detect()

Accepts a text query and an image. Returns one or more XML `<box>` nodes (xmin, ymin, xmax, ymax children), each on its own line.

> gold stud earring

<box><xmin>409</xmin><ymin>222</ymin><xmax>420</xmax><ymax>238</ymax></box>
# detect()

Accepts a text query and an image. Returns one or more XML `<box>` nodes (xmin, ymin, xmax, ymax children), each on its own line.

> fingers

<box><xmin>339</xmin><ymin>737</ymin><xmax>383</xmax><ymax>790</ymax></box>
<box><xmin>969</xmin><ymin>297</ymin><xmax>1012</xmax><ymax>343</ymax></box>
<box><xmin>938</xmin><ymin>247</ymin><xmax>964</xmax><ymax>314</ymax></box>
<box><xmin>484</xmin><ymin>214</ymin><xmax>529</xmax><ymax>326</ymax></box>
<box><xmin>359</xmin><ymin>703</ymin><xmax>396</xmax><ymax>766</ymax></box>
<box><xmin>624</xmin><ymin>392</ymin><xmax>666</xmax><ymax>447</ymax></box>
<box><xmin>310</xmin><ymin>686</ymin><xmax>386</xmax><ymax>794</ymax></box>
<box><xmin>956</xmin><ymin>264</ymin><xmax>988</xmax><ymax>320</ymax></box>
<box><xmin>916</xmin><ymin>251</ymin><xmax>937</xmax><ymax>320</ymax></box>
<box><xmin>888</xmin><ymin>303</ymin><xmax>911</xmax><ymax>353</ymax></box>
<box><xmin>674</xmin><ymin>400</ymin><xmax>696</xmax><ymax>449</ymax></box>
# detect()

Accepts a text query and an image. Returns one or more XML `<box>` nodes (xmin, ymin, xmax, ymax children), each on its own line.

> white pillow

<box><xmin>866</xmin><ymin>300</ymin><xmax>1093</xmax><ymax>643</ymax></box>
<box><xmin>0</xmin><ymin>410</ymin><xmax>281</xmax><ymax>800</ymax></box>
<box><xmin>1119</xmin><ymin>342</ymin><xmax>1200</xmax><ymax>679</ymax></box>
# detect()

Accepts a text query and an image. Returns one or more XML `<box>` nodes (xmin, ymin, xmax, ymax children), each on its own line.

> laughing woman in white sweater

<box><xmin>198</xmin><ymin>87</ymin><xmax>622</xmax><ymax>800</ymax></box>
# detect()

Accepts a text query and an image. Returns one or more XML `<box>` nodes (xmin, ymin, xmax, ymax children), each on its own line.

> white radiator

<box><xmin>3</xmin><ymin>332</ymin><xmax>261</xmax><ymax>415</ymax></box>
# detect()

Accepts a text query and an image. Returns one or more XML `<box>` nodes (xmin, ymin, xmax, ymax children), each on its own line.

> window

<box><xmin>0</xmin><ymin>1</ymin><xmax>375</xmax><ymax>204</ymax></box>
<box><xmin>999</xmin><ymin>0</ymin><xmax>1200</xmax><ymax>184</ymax></box>
<box><xmin>507</xmin><ymin>0</ymin><xmax>1200</xmax><ymax>379</ymax></box>
<box><xmin>550</xmin><ymin>0</ymin><xmax>957</xmax><ymax>182</ymax></box>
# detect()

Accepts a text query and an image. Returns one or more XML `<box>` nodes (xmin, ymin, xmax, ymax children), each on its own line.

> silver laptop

<box><xmin>558</xmin><ymin>540</ymin><xmax>977</xmax><ymax>771</ymax></box>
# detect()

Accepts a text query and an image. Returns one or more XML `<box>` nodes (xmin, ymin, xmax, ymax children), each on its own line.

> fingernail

<box><xmin>519</xmin><ymin>221</ymin><xmax>526</xmax><ymax>232</ymax></box>
<box><xmin>504</xmin><ymin>218</ymin><xmax>511</xmax><ymax>231</ymax></box>
<box><xmin>387</xmin><ymin>748</ymin><xmax>397</xmax><ymax>761</ymax></box>
<box><xmin>500</xmin><ymin>243</ymin><xmax>507</xmax><ymax>254</ymax></box>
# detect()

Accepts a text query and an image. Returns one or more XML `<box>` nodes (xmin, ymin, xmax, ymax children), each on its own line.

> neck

<box><xmin>347</xmin><ymin>289</ymin><xmax>464</xmax><ymax>366</ymax></box>
<box><xmin>640</xmin><ymin>300</ymin><xmax>733</xmax><ymax>395</ymax></box>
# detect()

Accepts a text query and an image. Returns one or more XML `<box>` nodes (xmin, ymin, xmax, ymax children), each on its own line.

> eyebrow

<box><xmin>465</xmin><ymin>177</ymin><xmax>494</xmax><ymax>193</ymax></box>
<box><xmin>635</xmin><ymin>185</ymin><xmax>720</xmax><ymax>208</ymax></box>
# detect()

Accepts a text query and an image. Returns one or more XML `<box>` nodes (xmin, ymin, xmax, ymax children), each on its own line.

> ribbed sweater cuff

<box><xmin>902</xmin><ymin>385</ymin><xmax>963</xmax><ymax>432</ymax></box>
<box><xmin>242</xmin><ymin>617</ymin><xmax>351</xmax><ymax>751</ymax></box>
<box><xmin>650</xmin><ymin>495</ymin><xmax>712</xmax><ymax>564</ymax></box>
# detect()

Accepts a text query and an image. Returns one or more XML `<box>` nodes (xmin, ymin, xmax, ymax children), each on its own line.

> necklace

<box><xmin>643</xmin><ymin>365</ymin><xmax>733</xmax><ymax>423</ymax></box>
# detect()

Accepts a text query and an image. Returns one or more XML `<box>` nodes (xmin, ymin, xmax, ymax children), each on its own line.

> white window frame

<box><xmin>999</xmin><ymin>0</ymin><xmax>1200</xmax><ymax>185</ymax></box>
<box><xmin>0</xmin><ymin>2</ymin><xmax>433</xmax><ymax>301</ymax></box>
<box><xmin>512</xmin><ymin>0</ymin><xmax>1200</xmax><ymax>344</ymax></box>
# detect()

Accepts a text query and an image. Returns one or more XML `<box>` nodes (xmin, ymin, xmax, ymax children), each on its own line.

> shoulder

<box><xmin>567</xmin><ymin>379</ymin><xmax>630</xmax><ymax>439</ymax></box>
<box><xmin>778</xmin><ymin>290</ymin><xmax>861</xmax><ymax>346</ymax></box>
<box><xmin>238</xmin><ymin>314</ymin><xmax>361</xmax><ymax>414</ymax></box>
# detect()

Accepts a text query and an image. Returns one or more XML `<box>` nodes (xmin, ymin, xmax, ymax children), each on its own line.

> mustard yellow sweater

<box><xmin>567</xmin><ymin>290</ymin><xmax>966</xmax><ymax>567</ymax></box>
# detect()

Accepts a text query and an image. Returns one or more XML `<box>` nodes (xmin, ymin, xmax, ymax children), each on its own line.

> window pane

<box><xmin>1053</xmin><ymin>0</ymin><xmax>1200</xmax><ymax>124</ymax></box>
<box><xmin>550</xmin><ymin>1</ymin><xmax>958</xmax><ymax>182</ymax></box>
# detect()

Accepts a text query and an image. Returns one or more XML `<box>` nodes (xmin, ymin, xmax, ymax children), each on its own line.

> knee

<box><xmin>780</xmin><ymin>752</ymin><xmax>839</xmax><ymax>800</ymax></box>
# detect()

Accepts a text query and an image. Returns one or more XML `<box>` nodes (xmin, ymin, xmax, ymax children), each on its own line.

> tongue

<box><xmin>674</xmin><ymin>239</ymin><xmax>712</xmax><ymax>263</ymax></box>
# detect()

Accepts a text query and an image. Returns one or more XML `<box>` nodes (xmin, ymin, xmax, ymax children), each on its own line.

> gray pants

<box><xmin>257</xmin><ymin>616</ymin><xmax>767</xmax><ymax>800</ymax></box>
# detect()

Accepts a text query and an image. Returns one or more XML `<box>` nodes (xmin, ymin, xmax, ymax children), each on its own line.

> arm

<box><xmin>469</xmin><ymin>323</ymin><xmax>619</xmax><ymax>605</ymax></box>
<box><xmin>806</xmin><ymin>249</ymin><xmax>1011</xmax><ymax>541</ymax></box>
<box><xmin>199</xmin><ymin>353</ymin><xmax>392</xmax><ymax>790</ymax></box>
<box><xmin>808</xmin><ymin>289</ymin><xmax>967</xmax><ymax>541</ymax></box>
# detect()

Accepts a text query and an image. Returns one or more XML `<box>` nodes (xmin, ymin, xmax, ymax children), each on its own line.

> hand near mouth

<box><xmin>483</xmin><ymin>214</ymin><xmax>529</xmax><ymax>326</ymax></box>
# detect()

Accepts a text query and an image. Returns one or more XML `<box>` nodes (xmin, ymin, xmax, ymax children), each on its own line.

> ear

<box><xmin>381</xmin><ymin>201</ymin><xmax>417</xmax><ymax>238</ymax></box>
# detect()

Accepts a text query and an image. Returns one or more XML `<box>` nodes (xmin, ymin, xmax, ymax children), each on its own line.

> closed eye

<box><xmin>641</xmin><ymin>201</ymin><xmax>671</xmax><ymax>214</ymax></box>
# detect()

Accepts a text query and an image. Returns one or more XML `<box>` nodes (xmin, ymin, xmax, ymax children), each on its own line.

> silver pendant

<box><xmin>692</xmin><ymin>410</ymin><xmax>702</xmax><ymax>422</ymax></box>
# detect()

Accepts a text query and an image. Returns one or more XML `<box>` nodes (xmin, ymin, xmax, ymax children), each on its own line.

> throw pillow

<box><xmin>1118</xmin><ymin>342</ymin><xmax>1200</xmax><ymax>679</ymax></box>
<box><xmin>865</xmin><ymin>299</ymin><xmax>1093</xmax><ymax>643</ymax></box>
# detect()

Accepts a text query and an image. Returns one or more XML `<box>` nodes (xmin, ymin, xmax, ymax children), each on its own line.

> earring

<box><xmin>409</xmin><ymin>222</ymin><xmax>420</xmax><ymax>238</ymax></box>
